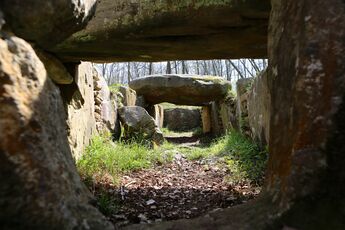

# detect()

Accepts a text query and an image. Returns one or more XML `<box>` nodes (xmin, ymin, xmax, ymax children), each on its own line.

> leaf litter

<box><xmin>87</xmin><ymin>149</ymin><xmax>261</xmax><ymax>228</ymax></box>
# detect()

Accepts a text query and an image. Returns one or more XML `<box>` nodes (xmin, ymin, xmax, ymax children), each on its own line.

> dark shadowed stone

<box><xmin>236</xmin><ymin>78</ymin><xmax>253</xmax><ymax>134</ymax></box>
<box><xmin>118</xmin><ymin>106</ymin><xmax>164</xmax><ymax>145</ymax></box>
<box><xmin>0</xmin><ymin>33</ymin><xmax>113</xmax><ymax>229</ymax></box>
<box><xmin>265</xmin><ymin>1</ymin><xmax>345</xmax><ymax>228</ymax></box>
<box><xmin>0</xmin><ymin>0</ymin><xmax>97</xmax><ymax>48</ymax></box>
<box><xmin>129</xmin><ymin>74</ymin><xmax>231</xmax><ymax>106</ymax></box>
<box><xmin>164</xmin><ymin>108</ymin><xmax>201</xmax><ymax>132</ymax></box>
<box><xmin>49</xmin><ymin>0</ymin><xmax>270</xmax><ymax>62</ymax></box>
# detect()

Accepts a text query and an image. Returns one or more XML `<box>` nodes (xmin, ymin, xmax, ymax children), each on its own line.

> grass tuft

<box><xmin>77</xmin><ymin>133</ymin><xmax>171</xmax><ymax>184</ymax></box>
<box><xmin>183</xmin><ymin>130</ymin><xmax>268</xmax><ymax>183</ymax></box>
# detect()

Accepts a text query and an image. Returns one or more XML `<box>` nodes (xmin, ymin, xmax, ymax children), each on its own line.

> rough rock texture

<box><xmin>147</xmin><ymin>104</ymin><xmax>164</xmax><ymax>129</ymax></box>
<box><xmin>264</xmin><ymin>0</ymin><xmax>345</xmax><ymax>228</ymax></box>
<box><xmin>125</xmin><ymin>0</ymin><xmax>345</xmax><ymax>229</ymax></box>
<box><xmin>164</xmin><ymin>108</ymin><xmax>201</xmax><ymax>132</ymax></box>
<box><xmin>119</xmin><ymin>85</ymin><xmax>137</xmax><ymax>106</ymax></box>
<box><xmin>0</xmin><ymin>0</ymin><xmax>97</xmax><ymax>48</ymax></box>
<box><xmin>201</xmin><ymin>106</ymin><xmax>212</xmax><ymax>133</ymax></box>
<box><xmin>236</xmin><ymin>78</ymin><xmax>253</xmax><ymax>134</ymax></box>
<box><xmin>130</xmin><ymin>75</ymin><xmax>231</xmax><ymax>106</ymax></box>
<box><xmin>219</xmin><ymin>96</ymin><xmax>239</xmax><ymax>132</ymax></box>
<box><xmin>210</xmin><ymin>101</ymin><xmax>223</xmax><ymax>136</ymax></box>
<box><xmin>35</xmin><ymin>49</ymin><xmax>74</xmax><ymax>84</ymax></box>
<box><xmin>118</xmin><ymin>106</ymin><xmax>164</xmax><ymax>145</ymax></box>
<box><xmin>0</xmin><ymin>33</ymin><xmax>112</xmax><ymax>230</ymax></box>
<box><xmin>51</xmin><ymin>0</ymin><xmax>270</xmax><ymax>62</ymax></box>
<box><xmin>61</xmin><ymin>62</ymin><xmax>97</xmax><ymax>160</ymax></box>
<box><xmin>247</xmin><ymin>70</ymin><xmax>270</xmax><ymax>146</ymax></box>
<box><xmin>94</xmin><ymin>69</ymin><xmax>119</xmax><ymax>135</ymax></box>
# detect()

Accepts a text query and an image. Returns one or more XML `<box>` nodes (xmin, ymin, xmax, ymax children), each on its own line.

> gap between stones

<box><xmin>85</xmin><ymin>131</ymin><xmax>262</xmax><ymax>228</ymax></box>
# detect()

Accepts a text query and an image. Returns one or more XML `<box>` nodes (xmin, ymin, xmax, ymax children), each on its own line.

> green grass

<box><xmin>161</xmin><ymin>127</ymin><xmax>203</xmax><ymax>137</ymax></box>
<box><xmin>109</xmin><ymin>83</ymin><xmax>122</xmax><ymax>94</ymax></box>
<box><xmin>183</xmin><ymin>130</ymin><xmax>268</xmax><ymax>183</ymax></box>
<box><xmin>77</xmin><ymin>133</ymin><xmax>173</xmax><ymax>184</ymax></box>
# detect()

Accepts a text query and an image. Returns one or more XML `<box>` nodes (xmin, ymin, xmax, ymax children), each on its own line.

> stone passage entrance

<box><xmin>129</xmin><ymin>74</ymin><xmax>234</xmax><ymax>136</ymax></box>
<box><xmin>1</xmin><ymin>0</ymin><xmax>345</xmax><ymax>229</ymax></box>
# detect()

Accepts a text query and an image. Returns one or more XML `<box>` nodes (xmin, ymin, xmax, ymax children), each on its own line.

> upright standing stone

<box><xmin>0</xmin><ymin>33</ymin><xmax>112</xmax><ymax>230</ymax></box>
<box><xmin>247</xmin><ymin>70</ymin><xmax>270</xmax><ymax>146</ymax></box>
<box><xmin>266</xmin><ymin>0</ymin><xmax>345</xmax><ymax>228</ymax></box>
<box><xmin>201</xmin><ymin>106</ymin><xmax>212</xmax><ymax>134</ymax></box>
<box><xmin>62</xmin><ymin>62</ymin><xmax>97</xmax><ymax>160</ymax></box>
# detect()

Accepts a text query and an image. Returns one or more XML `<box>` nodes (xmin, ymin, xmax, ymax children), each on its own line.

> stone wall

<box><xmin>148</xmin><ymin>104</ymin><xmax>164</xmax><ymax>129</ymax></box>
<box><xmin>60</xmin><ymin>62</ymin><xmax>97</xmax><ymax>160</ymax></box>
<box><xmin>0</xmin><ymin>33</ymin><xmax>112</xmax><ymax>229</ymax></box>
<box><xmin>164</xmin><ymin>108</ymin><xmax>201</xmax><ymax>132</ymax></box>
<box><xmin>94</xmin><ymin>69</ymin><xmax>119</xmax><ymax>136</ymax></box>
<box><xmin>219</xmin><ymin>97</ymin><xmax>238</xmax><ymax>133</ymax></box>
<box><xmin>210</xmin><ymin>102</ymin><xmax>223</xmax><ymax>136</ymax></box>
<box><xmin>119</xmin><ymin>85</ymin><xmax>137</xmax><ymax>106</ymax></box>
<box><xmin>201</xmin><ymin>106</ymin><xmax>212</xmax><ymax>133</ymax></box>
<box><xmin>236</xmin><ymin>78</ymin><xmax>253</xmax><ymax>135</ymax></box>
<box><xmin>247</xmin><ymin>70</ymin><xmax>270</xmax><ymax>146</ymax></box>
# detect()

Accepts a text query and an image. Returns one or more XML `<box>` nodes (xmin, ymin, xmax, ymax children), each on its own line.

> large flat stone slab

<box><xmin>50</xmin><ymin>0</ymin><xmax>270</xmax><ymax>62</ymax></box>
<box><xmin>129</xmin><ymin>74</ymin><xmax>231</xmax><ymax>105</ymax></box>
<box><xmin>0</xmin><ymin>0</ymin><xmax>96</xmax><ymax>48</ymax></box>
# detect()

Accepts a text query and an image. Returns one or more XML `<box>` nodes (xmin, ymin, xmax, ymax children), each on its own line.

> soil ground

<box><xmin>90</xmin><ymin>133</ymin><xmax>261</xmax><ymax>228</ymax></box>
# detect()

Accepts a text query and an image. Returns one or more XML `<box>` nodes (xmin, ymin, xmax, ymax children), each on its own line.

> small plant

<box><xmin>183</xmin><ymin>130</ymin><xmax>268</xmax><ymax>183</ymax></box>
<box><xmin>77</xmin><ymin>133</ymin><xmax>170</xmax><ymax>184</ymax></box>
<box><xmin>109</xmin><ymin>83</ymin><xmax>122</xmax><ymax>94</ymax></box>
<box><xmin>222</xmin><ymin>131</ymin><xmax>268</xmax><ymax>183</ymax></box>
<box><xmin>97</xmin><ymin>191</ymin><xmax>120</xmax><ymax>216</ymax></box>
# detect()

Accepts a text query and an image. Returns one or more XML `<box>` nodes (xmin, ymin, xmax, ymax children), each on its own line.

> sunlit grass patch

<box><xmin>77</xmin><ymin>133</ymin><xmax>171</xmax><ymax>184</ymax></box>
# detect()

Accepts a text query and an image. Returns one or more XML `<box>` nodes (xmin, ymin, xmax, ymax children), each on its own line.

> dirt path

<box><xmin>89</xmin><ymin>135</ymin><xmax>261</xmax><ymax>228</ymax></box>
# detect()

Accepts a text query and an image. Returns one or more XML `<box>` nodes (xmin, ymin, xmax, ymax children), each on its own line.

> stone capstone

<box><xmin>118</xmin><ymin>106</ymin><xmax>164</xmax><ymax>145</ymax></box>
<box><xmin>129</xmin><ymin>74</ymin><xmax>231</xmax><ymax>106</ymax></box>
<box><xmin>164</xmin><ymin>108</ymin><xmax>201</xmax><ymax>132</ymax></box>
<box><xmin>0</xmin><ymin>33</ymin><xmax>112</xmax><ymax>229</ymax></box>
<box><xmin>0</xmin><ymin>0</ymin><xmax>97</xmax><ymax>48</ymax></box>
<box><xmin>50</xmin><ymin>0</ymin><xmax>270</xmax><ymax>62</ymax></box>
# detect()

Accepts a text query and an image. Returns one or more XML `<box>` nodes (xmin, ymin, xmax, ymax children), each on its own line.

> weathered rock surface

<box><xmin>129</xmin><ymin>75</ymin><xmax>231</xmax><ymax>106</ymax></box>
<box><xmin>0</xmin><ymin>33</ymin><xmax>112</xmax><ymax>229</ymax></box>
<box><xmin>35</xmin><ymin>49</ymin><xmax>74</xmax><ymax>84</ymax></box>
<box><xmin>147</xmin><ymin>104</ymin><xmax>164</xmax><ymax>129</ymax></box>
<box><xmin>236</xmin><ymin>78</ymin><xmax>253</xmax><ymax>134</ymax></box>
<box><xmin>265</xmin><ymin>1</ymin><xmax>345</xmax><ymax>228</ymax></box>
<box><xmin>119</xmin><ymin>85</ymin><xmax>137</xmax><ymax>106</ymax></box>
<box><xmin>50</xmin><ymin>0</ymin><xmax>270</xmax><ymax>62</ymax></box>
<box><xmin>247</xmin><ymin>70</ymin><xmax>270</xmax><ymax>146</ymax></box>
<box><xmin>210</xmin><ymin>101</ymin><xmax>223</xmax><ymax>136</ymax></box>
<box><xmin>61</xmin><ymin>62</ymin><xmax>97</xmax><ymax>160</ymax></box>
<box><xmin>94</xmin><ymin>69</ymin><xmax>119</xmax><ymax>136</ymax></box>
<box><xmin>118</xmin><ymin>106</ymin><xmax>164</xmax><ymax>145</ymax></box>
<box><xmin>219</xmin><ymin>96</ymin><xmax>238</xmax><ymax>132</ymax></box>
<box><xmin>0</xmin><ymin>0</ymin><xmax>97</xmax><ymax>48</ymax></box>
<box><xmin>201</xmin><ymin>106</ymin><xmax>212</xmax><ymax>133</ymax></box>
<box><xmin>164</xmin><ymin>108</ymin><xmax>201</xmax><ymax>132</ymax></box>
